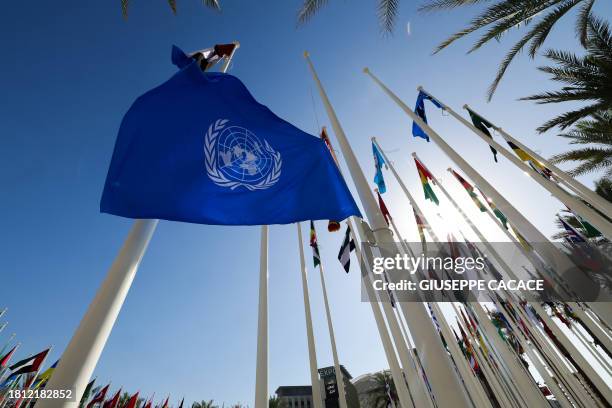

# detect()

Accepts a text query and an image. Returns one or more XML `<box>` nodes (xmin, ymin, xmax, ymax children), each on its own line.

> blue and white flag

<box><xmin>101</xmin><ymin>46</ymin><xmax>361</xmax><ymax>225</ymax></box>
<box><xmin>372</xmin><ymin>142</ymin><xmax>387</xmax><ymax>194</ymax></box>
<box><xmin>412</xmin><ymin>90</ymin><xmax>443</xmax><ymax>141</ymax></box>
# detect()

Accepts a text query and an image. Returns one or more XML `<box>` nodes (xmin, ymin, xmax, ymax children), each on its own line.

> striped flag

<box><xmin>337</xmin><ymin>225</ymin><xmax>356</xmax><ymax>273</ymax></box>
<box><xmin>413</xmin><ymin>157</ymin><xmax>439</xmax><ymax>205</ymax></box>
<box><xmin>310</xmin><ymin>221</ymin><xmax>321</xmax><ymax>267</ymax></box>
<box><xmin>450</xmin><ymin>170</ymin><xmax>487</xmax><ymax>212</ymax></box>
<box><xmin>3</xmin><ymin>348</ymin><xmax>49</xmax><ymax>383</ymax></box>
<box><xmin>122</xmin><ymin>392</ymin><xmax>139</xmax><ymax>408</ymax></box>
<box><xmin>79</xmin><ymin>379</ymin><xmax>96</xmax><ymax>408</ymax></box>
<box><xmin>32</xmin><ymin>359</ymin><xmax>58</xmax><ymax>389</ymax></box>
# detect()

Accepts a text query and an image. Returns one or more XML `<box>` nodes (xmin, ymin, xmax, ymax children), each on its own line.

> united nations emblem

<box><xmin>204</xmin><ymin>119</ymin><xmax>282</xmax><ymax>190</ymax></box>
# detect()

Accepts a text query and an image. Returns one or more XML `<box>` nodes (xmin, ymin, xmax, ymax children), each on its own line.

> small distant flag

<box><xmin>564</xmin><ymin>207</ymin><xmax>601</xmax><ymax>238</ymax></box>
<box><xmin>310</xmin><ymin>221</ymin><xmax>321</xmax><ymax>267</ymax></box>
<box><xmin>141</xmin><ymin>396</ymin><xmax>153</xmax><ymax>408</ymax></box>
<box><xmin>338</xmin><ymin>225</ymin><xmax>356</xmax><ymax>273</ymax></box>
<box><xmin>412</xmin><ymin>206</ymin><xmax>427</xmax><ymax>252</ymax></box>
<box><xmin>558</xmin><ymin>216</ymin><xmax>586</xmax><ymax>243</ymax></box>
<box><xmin>183</xmin><ymin>43</ymin><xmax>236</xmax><ymax>71</ymax></box>
<box><xmin>4</xmin><ymin>348</ymin><xmax>49</xmax><ymax>383</ymax></box>
<box><xmin>102</xmin><ymin>388</ymin><xmax>122</xmax><ymax>408</ymax></box>
<box><xmin>372</xmin><ymin>142</ymin><xmax>387</xmax><ymax>193</ymax></box>
<box><xmin>178</xmin><ymin>398</ymin><xmax>184</xmax><ymax>408</ymax></box>
<box><xmin>450</xmin><ymin>170</ymin><xmax>487</xmax><ymax>212</ymax></box>
<box><xmin>0</xmin><ymin>344</ymin><xmax>18</xmax><ymax>368</ymax></box>
<box><xmin>321</xmin><ymin>128</ymin><xmax>342</xmax><ymax>232</ymax></box>
<box><xmin>376</xmin><ymin>191</ymin><xmax>392</xmax><ymax>225</ymax></box>
<box><xmin>122</xmin><ymin>392</ymin><xmax>139</xmax><ymax>408</ymax></box>
<box><xmin>466</xmin><ymin>109</ymin><xmax>498</xmax><ymax>162</ymax></box>
<box><xmin>87</xmin><ymin>384</ymin><xmax>109</xmax><ymax>408</ymax></box>
<box><xmin>79</xmin><ymin>379</ymin><xmax>96</xmax><ymax>408</ymax></box>
<box><xmin>413</xmin><ymin>157</ymin><xmax>439</xmax><ymax>205</ymax></box>
<box><xmin>511</xmin><ymin>225</ymin><xmax>532</xmax><ymax>251</ymax></box>
<box><xmin>476</xmin><ymin>187</ymin><xmax>508</xmax><ymax>229</ymax></box>
<box><xmin>32</xmin><ymin>360</ymin><xmax>58</xmax><ymax>390</ymax></box>
<box><xmin>161</xmin><ymin>396</ymin><xmax>169</xmax><ymax>408</ymax></box>
<box><xmin>412</xmin><ymin>91</ymin><xmax>443</xmax><ymax>141</ymax></box>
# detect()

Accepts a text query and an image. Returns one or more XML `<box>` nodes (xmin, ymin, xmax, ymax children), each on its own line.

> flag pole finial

<box><xmin>462</xmin><ymin>104</ymin><xmax>469</xmax><ymax>110</ymax></box>
<box><xmin>303</xmin><ymin>51</ymin><xmax>310</xmax><ymax>58</ymax></box>
<box><xmin>362</xmin><ymin>67</ymin><xmax>370</xmax><ymax>74</ymax></box>
<box><xmin>232</xmin><ymin>40</ymin><xmax>240</xmax><ymax>49</ymax></box>
<box><xmin>371</xmin><ymin>136</ymin><xmax>376</xmax><ymax>141</ymax></box>
<box><xmin>417</xmin><ymin>85</ymin><xmax>423</xmax><ymax>91</ymax></box>
<box><xmin>411</xmin><ymin>152</ymin><xmax>417</xmax><ymax>158</ymax></box>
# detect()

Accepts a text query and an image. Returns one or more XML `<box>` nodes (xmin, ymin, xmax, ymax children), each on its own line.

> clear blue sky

<box><xmin>1</xmin><ymin>0</ymin><xmax>610</xmax><ymax>406</ymax></box>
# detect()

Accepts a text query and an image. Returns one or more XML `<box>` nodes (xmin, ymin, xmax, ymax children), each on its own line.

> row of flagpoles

<box><xmin>18</xmin><ymin>40</ymin><xmax>610</xmax><ymax>408</ymax></box>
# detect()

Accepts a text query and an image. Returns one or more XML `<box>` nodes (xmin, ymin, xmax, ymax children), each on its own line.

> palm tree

<box><xmin>521</xmin><ymin>16</ymin><xmax>612</xmax><ymax>133</ymax></box>
<box><xmin>120</xmin><ymin>0</ymin><xmax>220</xmax><ymax>18</ymax></box>
<box><xmin>298</xmin><ymin>0</ymin><xmax>401</xmax><ymax>34</ymax></box>
<box><xmin>367</xmin><ymin>371</ymin><xmax>398</xmax><ymax>408</ymax></box>
<box><xmin>547</xmin><ymin>110</ymin><xmax>612</xmax><ymax>178</ymax></box>
<box><xmin>419</xmin><ymin>0</ymin><xmax>598</xmax><ymax>100</ymax></box>
<box><xmin>268</xmin><ymin>396</ymin><xmax>280</xmax><ymax>408</ymax></box>
<box><xmin>192</xmin><ymin>400</ymin><xmax>217</xmax><ymax>408</ymax></box>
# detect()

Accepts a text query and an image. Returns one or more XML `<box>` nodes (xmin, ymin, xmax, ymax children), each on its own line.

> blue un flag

<box><xmin>100</xmin><ymin>46</ymin><xmax>361</xmax><ymax>225</ymax></box>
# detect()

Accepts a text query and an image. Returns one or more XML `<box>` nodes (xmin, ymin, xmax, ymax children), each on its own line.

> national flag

<box><xmin>181</xmin><ymin>43</ymin><xmax>236</xmax><ymax>71</ymax></box>
<box><xmin>102</xmin><ymin>388</ymin><xmax>122</xmax><ymax>408</ymax></box>
<box><xmin>141</xmin><ymin>396</ymin><xmax>153</xmax><ymax>408</ymax></box>
<box><xmin>476</xmin><ymin>187</ymin><xmax>508</xmax><ymax>229</ymax></box>
<box><xmin>511</xmin><ymin>225</ymin><xmax>532</xmax><ymax>251</ymax></box>
<box><xmin>412</xmin><ymin>206</ymin><xmax>427</xmax><ymax>252</ymax></box>
<box><xmin>338</xmin><ymin>225</ymin><xmax>356</xmax><ymax>273</ymax></box>
<box><xmin>413</xmin><ymin>157</ymin><xmax>439</xmax><ymax>205</ymax></box>
<box><xmin>32</xmin><ymin>360</ymin><xmax>58</xmax><ymax>390</ymax></box>
<box><xmin>4</xmin><ymin>348</ymin><xmax>49</xmax><ymax>381</ymax></box>
<box><xmin>122</xmin><ymin>392</ymin><xmax>139</xmax><ymax>408</ymax></box>
<box><xmin>320</xmin><ymin>127</ymin><xmax>341</xmax><ymax>232</ymax></box>
<box><xmin>178</xmin><ymin>398</ymin><xmax>184</xmax><ymax>408</ymax></box>
<box><xmin>376</xmin><ymin>191</ymin><xmax>391</xmax><ymax>225</ymax></box>
<box><xmin>87</xmin><ymin>384</ymin><xmax>109</xmax><ymax>408</ymax></box>
<box><xmin>558</xmin><ymin>216</ymin><xmax>586</xmax><ymax>243</ymax></box>
<box><xmin>100</xmin><ymin>46</ymin><xmax>361</xmax><ymax>226</ymax></box>
<box><xmin>0</xmin><ymin>345</ymin><xmax>18</xmax><ymax>368</ymax></box>
<box><xmin>372</xmin><ymin>142</ymin><xmax>387</xmax><ymax>193</ymax></box>
<box><xmin>161</xmin><ymin>396</ymin><xmax>169</xmax><ymax>408</ymax></box>
<box><xmin>79</xmin><ymin>379</ymin><xmax>96</xmax><ymax>408</ymax></box>
<box><xmin>506</xmin><ymin>141</ymin><xmax>553</xmax><ymax>179</ymax></box>
<box><xmin>466</xmin><ymin>109</ymin><xmax>498</xmax><ymax>162</ymax></box>
<box><xmin>412</xmin><ymin>90</ymin><xmax>443</xmax><ymax>141</ymax></box>
<box><xmin>563</xmin><ymin>208</ymin><xmax>601</xmax><ymax>238</ymax></box>
<box><xmin>450</xmin><ymin>170</ymin><xmax>487</xmax><ymax>212</ymax></box>
<box><xmin>310</xmin><ymin>221</ymin><xmax>321</xmax><ymax>267</ymax></box>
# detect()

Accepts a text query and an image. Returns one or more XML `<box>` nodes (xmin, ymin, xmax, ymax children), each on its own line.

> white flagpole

<box><xmin>349</xmin><ymin>220</ymin><xmax>417</xmax><ymax>408</ymax></box>
<box><xmin>38</xmin><ymin>219</ymin><xmax>158</xmax><ymax>408</ymax></box>
<box><xmin>296</xmin><ymin>223</ymin><xmax>323</xmax><ymax>408</ymax></box>
<box><xmin>418</xmin><ymin>88</ymin><xmax>612</xmax><ymax>239</ymax></box>
<box><xmin>0</xmin><ymin>309</ymin><xmax>6</xmax><ymax>320</ymax></box>
<box><xmin>254</xmin><ymin>225</ymin><xmax>268</xmax><ymax>408</ymax></box>
<box><xmin>316</xmin><ymin>259</ymin><xmax>348</xmax><ymax>408</ymax></box>
<box><xmin>463</xmin><ymin>105</ymin><xmax>612</xmax><ymax>217</ymax></box>
<box><xmin>306</xmin><ymin>53</ymin><xmax>471</xmax><ymax>408</ymax></box>
<box><xmin>363</xmin><ymin>68</ymin><xmax>612</xmax><ymax>321</ymax></box>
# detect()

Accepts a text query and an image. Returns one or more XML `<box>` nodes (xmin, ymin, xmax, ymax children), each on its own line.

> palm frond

<box><xmin>536</xmin><ymin>103</ymin><xmax>606</xmax><ymax>132</ymax></box>
<box><xmin>418</xmin><ymin>0</ymin><xmax>486</xmax><ymax>13</ymax></box>
<box><xmin>378</xmin><ymin>0</ymin><xmax>400</xmax><ymax>33</ymax></box>
<box><xmin>576</xmin><ymin>0</ymin><xmax>595</xmax><ymax>46</ymax></box>
<box><xmin>527</xmin><ymin>0</ymin><xmax>583</xmax><ymax>58</ymax></box>
<box><xmin>203</xmin><ymin>0</ymin><xmax>221</xmax><ymax>10</ymax></box>
<box><xmin>586</xmin><ymin>16</ymin><xmax>612</xmax><ymax>62</ymax></box>
<box><xmin>120</xmin><ymin>0</ymin><xmax>220</xmax><ymax>18</ymax></box>
<box><xmin>297</xmin><ymin>0</ymin><xmax>329</xmax><ymax>25</ymax></box>
<box><xmin>550</xmin><ymin>146</ymin><xmax>612</xmax><ymax>175</ymax></box>
<box><xmin>121</xmin><ymin>0</ymin><xmax>129</xmax><ymax>18</ymax></box>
